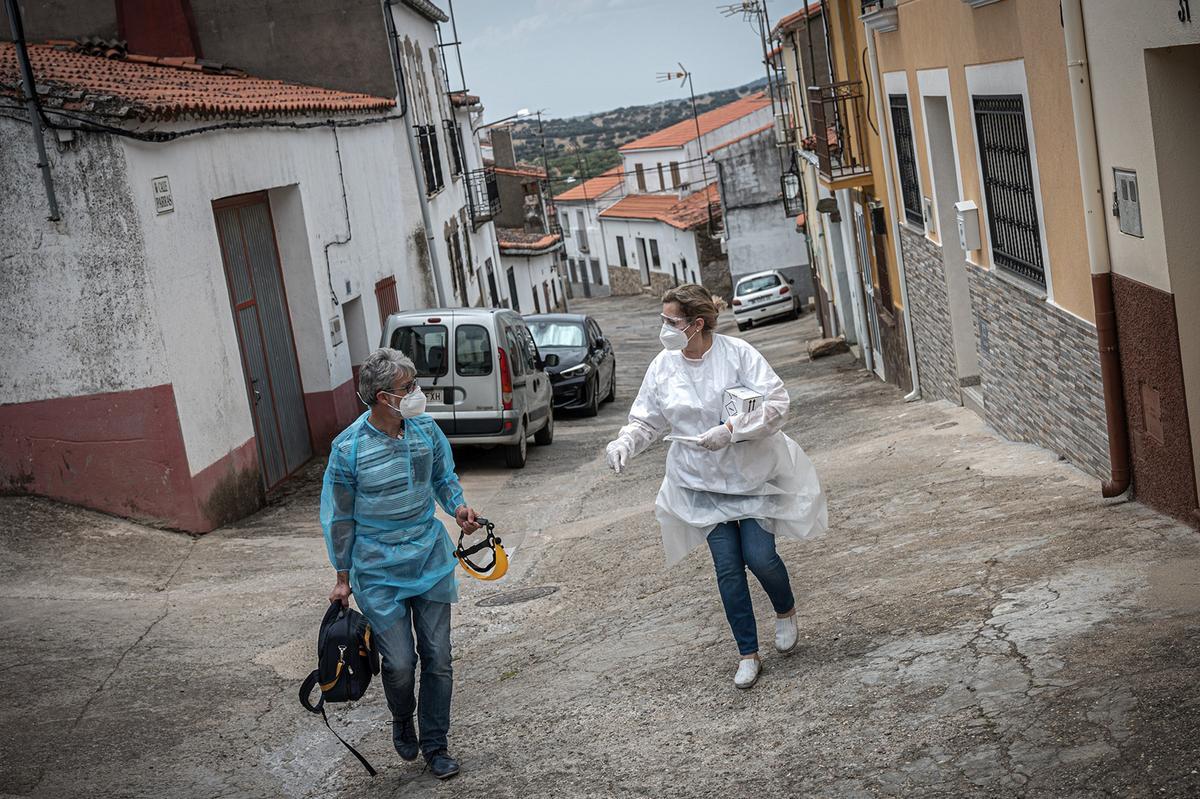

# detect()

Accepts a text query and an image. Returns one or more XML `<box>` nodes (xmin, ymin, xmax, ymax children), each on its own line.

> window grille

<box><xmin>973</xmin><ymin>94</ymin><xmax>1045</xmax><ymax>285</ymax></box>
<box><xmin>888</xmin><ymin>95</ymin><xmax>923</xmax><ymax>226</ymax></box>
<box><xmin>442</xmin><ymin>119</ymin><xmax>465</xmax><ymax>177</ymax></box>
<box><xmin>415</xmin><ymin>125</ymin><xmax>444</xmax><ymax>194</ymax></box>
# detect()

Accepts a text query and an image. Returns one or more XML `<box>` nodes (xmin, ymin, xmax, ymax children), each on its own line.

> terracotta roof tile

<box><xmin>450</xmin><ymin>91</ymin><xmax>480</xmax><ymax>108</ymax></box>
<box><xmin>496</xmin><ymin>228</ymin><xmax>563</xmax><ymax>253</ymax></box>
<box><xmin>772</xmin><ymin>2</ymin><xmax>824</xmax><ymax>36</ymax></box>
<box><xmin>618</xmin><ymin>93</ymin><xmax>772</xmax><ymax>152</ymax></box>
<box><xmin>493</xmin><ymin>163</ymin><xmax>547</xmax><ymax>179</ymax></box>
<box><xmin>707</xmin><ymin>123</ymin><xmax>773</xmax><ymax>154</ymax></box>
<box><xmin>0</xmin><ymin>43</ymin><xmax>395</xmax><ymax>121</ymax></box>
<box><xmin>599</xmin><ymin>183</ymin><xmax>719</xmax><ymax>230</ymax></box>
<box><xmin>553</xmin><ymin>166</ymin><xmax>624</xmax><ymax>203</ymax></box>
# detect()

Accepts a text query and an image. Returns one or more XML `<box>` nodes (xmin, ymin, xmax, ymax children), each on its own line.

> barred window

<box><xmin>442</xmin><ymin>119</ymin><xmax>465</xmax><ymax>177</ymax></box>
<box><xmin>888</xmin><ymin>94</ymin><xmax>923</xmax><ymax>226</ymax></box>
<box><xmin>973</xmin><ymin>94</ymin><xmax>1045</xmax><ymax>285</ymax></box>
<box><xmin>415</xmin><ymin>124</ymin><xmax>445</xmax><ymax>194</ymax></box>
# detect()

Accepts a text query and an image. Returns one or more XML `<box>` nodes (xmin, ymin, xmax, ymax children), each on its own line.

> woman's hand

<box><xmin>329</xmin><ymin>571</ymin><xmax>352</xmax><ymax>607</ymax></box>
<box><xmin>606</xmin><ymin>439</ymin><xmax>631</xmax><ymax>473</ymax></box>
<box><xmin>456</xmin><ymin>505</ymin><xmax>482</xmax><ymax>533</ymax></box>
<box><xmin>698</xmin><ymin>422</ymin><xmax>733</xmax><ymax>451</ymax></box>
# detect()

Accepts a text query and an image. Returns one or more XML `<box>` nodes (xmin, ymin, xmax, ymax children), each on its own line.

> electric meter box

<box><xmin>955</xmin><ymin>200</ymin><xmax>981</xmax><ymax>252</ymax></box>
<box><xmin>722</xmin><ymin>386</ymin><xmax>763</xmax><ymax>425</ymax></box>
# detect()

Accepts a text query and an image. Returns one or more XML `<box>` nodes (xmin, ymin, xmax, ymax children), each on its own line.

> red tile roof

<box><xmin>450</xmin><ymin>91</ymin><xmax>480</xmax><ymax>108</ymax></box>
<box><xmin>496</xmin><ymin>228</ymin><xmax>563</xmax><ymax>254</ymax></box>
<box><xmin>599</xmin><ymin>183</ymin><xmax>719</xmax><ymax>230</ymax></box>
<box><xmin>707</xmin><ymin>123</ymin><xmax>773</xmax><ymax>154</ymax></box>
<box><xmin>0</xmin><ymin>42</ymin><xmax>395</xmax><ymax>121</ymax></box>
<box><xmin>553</xmin><ymin>166</ymin><xmax>624</xmax><ymax>203</ymax></box>
<box><xmin>772</xmin><ymin>2</ymin><xmax>824</xmax><ymax>36</ymax></box>
<box><xmin>618</xmin><ymin>92</ymin><xmax>772</xmax><ymax>152</ymax></box>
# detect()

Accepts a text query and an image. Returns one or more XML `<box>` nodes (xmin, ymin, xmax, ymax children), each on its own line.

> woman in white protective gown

<box><xmin>605</xmin><ymin>284</ymin><xmax>827</xmax><ymax>689</ymax></box>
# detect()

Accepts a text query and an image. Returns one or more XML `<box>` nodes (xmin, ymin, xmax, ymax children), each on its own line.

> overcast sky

<box><xmin>449</xmin><ymin>0</ymin><xmax>775</xmax><ymax>120</ymax></box>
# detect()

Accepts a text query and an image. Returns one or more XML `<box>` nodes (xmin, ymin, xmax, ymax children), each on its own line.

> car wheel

<box><xmin>534</xmin><ymin>410</ymin><xmax>554</xmax><ymax>445</ymax></box>
<box><xmin>583</xmin><ymin>377</ymin><xmax>600</xmax><ymax>417</ymax></box>
<box><xmin>603</xmin><ymin>365</ymin><xmax>616</xmax><ymax>403</ymax></box>
<box><xmin>504</xmin><ymin>420</ymin><xmax>528</xmax><ymax>468</ymax></box>
<box><xmin>737</xmin><ymin>323</ymin><xmax>749</xmax><ymax>332</ymax></box>
<box><xmin>791</xmin><ymin>302</ymin><xmax>801</xmax><ymax>320</ymax></box>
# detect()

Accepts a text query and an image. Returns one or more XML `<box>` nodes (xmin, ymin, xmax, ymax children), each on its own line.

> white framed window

<box><xmin>965</xmin><ymin>59</ymin><xmax>1054</xmax><ymax>300</ymax></box>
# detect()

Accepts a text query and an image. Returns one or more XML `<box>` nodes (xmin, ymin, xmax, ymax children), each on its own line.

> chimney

<box><xmin>491</xmin><ymin>127</ymin><xmax>517</xmax><ymax>169</ymax></box>
<box><xmin>117</xmin><ymin>0</ymin><xmax>201</xmax><ymax>58</ymax></box>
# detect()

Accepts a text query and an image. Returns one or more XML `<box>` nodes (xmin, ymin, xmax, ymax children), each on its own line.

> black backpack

<box><xmin>299</xmin><ymin>601</ymin><xmax>381</xmax><ymax>775</ymax></box>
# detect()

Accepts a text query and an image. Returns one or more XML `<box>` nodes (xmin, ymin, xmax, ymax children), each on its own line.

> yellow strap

<box><xmin>319</xmin><ymin>661</ymin><xmax>344</xmax><ymax>693</ymax></box>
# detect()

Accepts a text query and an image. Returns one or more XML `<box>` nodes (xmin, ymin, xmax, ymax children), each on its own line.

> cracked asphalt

<box><xmin>3</xmin><ymin>293</ymin><xmax>1200</xmax><ymax>798</ymax></box>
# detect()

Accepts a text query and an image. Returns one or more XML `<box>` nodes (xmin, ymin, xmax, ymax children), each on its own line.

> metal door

<box><xmin>853</xmin><ymin>204</ymin><xmax>886</xmax><ymax>380</ymax></box>
<box><xmin>214</xmin><ymin>194</ymin><xmax>312</xmax><ymax>489</ymax></box>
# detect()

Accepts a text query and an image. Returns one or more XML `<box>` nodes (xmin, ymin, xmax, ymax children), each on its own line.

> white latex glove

<box><xmin>698</xmin><ymin>423</ymin><xmax>733</xmax><ymax>451</ymax></box>
<box><xmin>605</xmin><ymin>439</ymin><xmax>631</xmax><ymax>474</ymax></box>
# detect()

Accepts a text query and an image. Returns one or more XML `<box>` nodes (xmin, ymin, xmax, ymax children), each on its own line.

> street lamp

<box><xmin>473</xmin><ymin>107</ymin><xmax>532</xmax><ymax>132</ymax></box>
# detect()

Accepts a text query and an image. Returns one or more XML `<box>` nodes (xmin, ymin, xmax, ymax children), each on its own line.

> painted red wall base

<box><xmin>304</xmin><ymin>377</ymin><xmax>360</xmax><ymax>454</ymax></box>
<box><xmin>0</xmin><ymin>384</ymin><xmax>262</xmax><ymax>532</ymax></box>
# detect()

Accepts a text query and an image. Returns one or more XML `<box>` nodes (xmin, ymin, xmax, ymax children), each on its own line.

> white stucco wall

<box><xmin>500</xmin><ymin>250</ymin><xmax>561</xmax><ymax>314</ymax></box>
<box><xmin>121</xmin><ymin>119</ymin><xmax>431</xmax><ymax>475</ymax></box>
<box><xmin>0</xmin><ymin>123</ymin><xmax>170</xmax><ymax>404</ymax></box>
<box><xmin>599</xmin><ymin>217</ymin><xmax>701</xmax><ymax>285</ymax></box>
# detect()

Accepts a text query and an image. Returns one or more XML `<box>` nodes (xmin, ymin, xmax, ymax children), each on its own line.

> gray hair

<box><xmin>358</xmin><ymin>348</ymin><xmax>417</xmax><ymax>406</ymax></box>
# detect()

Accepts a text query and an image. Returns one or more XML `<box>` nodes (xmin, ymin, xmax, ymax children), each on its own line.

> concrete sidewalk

<box><xmin>2</xmin><ymin>293</ymin><xmax>1199</xmax><ymax>798</ymax></box>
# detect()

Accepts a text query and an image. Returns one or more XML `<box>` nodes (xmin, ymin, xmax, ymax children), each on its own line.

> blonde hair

<box><xmin>661</xmin><ymin>283</ymin><xmax>719</xmax><ymax>332</ymax></box>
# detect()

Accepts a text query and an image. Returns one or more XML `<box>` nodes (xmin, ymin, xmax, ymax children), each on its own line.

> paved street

<box><xmin>2</xmin><ymin>293</ymin><xmax>1199</xmax><ymax>799</ymax></box>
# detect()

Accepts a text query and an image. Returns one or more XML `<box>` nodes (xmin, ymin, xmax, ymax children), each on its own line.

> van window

<box><xmin>736</xmin><ymin>274</ymin><xmax>781</xmax><ymax>296</ymax></box>
<box><xmin>455</xmin><ymin>324</ymin><xmax>492</xmax><ymax>376</ymax></box>
<box><xmin>391</xmin><ymin>324</ymin><xmax>449</xmax><ymax>377</ymax></box>
<box><xmin>503</xmin><ymin>326</ymin><xmax>527</xmax><ymax>376</ymax></box>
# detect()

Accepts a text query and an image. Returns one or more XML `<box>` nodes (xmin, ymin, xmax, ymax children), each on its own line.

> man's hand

<box><xmin>456</xmin><ymin>505</ymin><xmax>481</xmax><ymax>534</ymax></box>
<box><xmin>329</xmin><ymin>571</ymin><xmax>352</xmax><ymax>607</ymax></box>
<box><xmin>698</xmin><ymin>422</ymin><xmax>733</xmax><ymax>451</ymax></box>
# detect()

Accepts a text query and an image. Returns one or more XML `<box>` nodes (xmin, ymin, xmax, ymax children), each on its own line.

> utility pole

<box><xmin>657</xmin><ymin>64</ymin><xmax>715</xmax><ymax>234</ymax></box>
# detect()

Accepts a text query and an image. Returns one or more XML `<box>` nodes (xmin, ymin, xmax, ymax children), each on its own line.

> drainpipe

<box><xmin>6</xmin><ymin>0</ymin><xmax>60</xmax><ymax>221</ymax></box>
<box><xmin>865</xmin><ymin>28</ymin><xmax>920</xmax><ymax>401</ymax></box>
<box><xmin>1062</xmin><ymin>0</ymin><xmax>1130</xmax><ymax>497</ymax></box>
<box><xmin>384</xmin><ymin>0</ymin><xmax>447</xmax><ymax>307</ymax></box>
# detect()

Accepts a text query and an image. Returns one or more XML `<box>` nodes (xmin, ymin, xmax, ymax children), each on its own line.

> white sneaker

<box><xmin>775</xmin><ymin>614</ymin><xmax>798</xmax><ymax>653</ymax></box>
<box><xmin>734</xmin><ymin>657</ymin><xmax>761</xmax><ymax>689</ymax></box>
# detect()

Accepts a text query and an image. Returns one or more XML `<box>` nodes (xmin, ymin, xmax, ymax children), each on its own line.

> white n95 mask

<box><xmin>659</xmin><ymin>322</ymin><xmax>696</xmax><ymax>351</ymax></box>
<box><xmin>398</xmin><ymin>387</ymin><xmax>427</xmax><ymax>418</ymax></box>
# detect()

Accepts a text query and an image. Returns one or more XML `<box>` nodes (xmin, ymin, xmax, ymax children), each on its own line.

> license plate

<box><xmin>425</xmin><ymin>389</ymin><xmax>444</xmax><ymax>405</ymax></box>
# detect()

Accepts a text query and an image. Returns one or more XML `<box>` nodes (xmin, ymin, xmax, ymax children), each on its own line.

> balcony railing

<box><xmin>466</xmin><ymin>167</ymin><xmax>500</xmax><ymax>229</ymax></box>
<box><xmin>805</xmin><ymin>80</ymin><xmax>872</xmax><ymax>183</ymax></box>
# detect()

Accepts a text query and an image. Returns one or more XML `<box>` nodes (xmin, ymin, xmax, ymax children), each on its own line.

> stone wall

<box><xmin>966</xmin><ymin>266</ymin><xmax>1110</xmax><ymax>480</ymax></box>
<box><xmin>899</xmin><ymin>227</ymin><xmax>961</xmax><ymax>404</ymax></box>
<box><xmin>878</xmin><ymin>300</ymin><xmax>913</xmax><ymax>394</ymax></box>
<box><xmin>609</xmin><ymin>266</ymin><xmax>643</xmax><ymax>296</ymax></box>
<box><xmin>697</xmin><ymin>228</ymin><xmax>732</xmax><ymax>301</ymax></box>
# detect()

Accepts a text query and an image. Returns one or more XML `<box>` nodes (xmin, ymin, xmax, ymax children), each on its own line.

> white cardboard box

<box><xmin>722</xmin><ymin>386</ymin><xmax>762</xmax><ymax>424</ymax></box>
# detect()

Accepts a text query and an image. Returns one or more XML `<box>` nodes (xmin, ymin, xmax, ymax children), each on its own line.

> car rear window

<box><xmin>736</xmin><ymin>274</ymin><xmax>782</xmax><ymax>296</ymax></box>
<box><xmin>391</xmin><ymin>324</ymin><xmax>448</xmax><ymax>377</ymax></box>
<box><xmin>529</xmin><ymin>320</ymin><xmax>585</xmax><ymax>348</ymax></box>
<box><xmin>455</xmin><ymin>324</ymin><xmax>492</xmax><ymax>377</ymax></box>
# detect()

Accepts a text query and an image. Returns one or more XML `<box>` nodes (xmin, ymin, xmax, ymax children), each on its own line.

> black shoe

<box><xmin>392</xmin><ymin>717</ymin><xmax>418</xmax><ymax>762</ymax></box>
<box><xmin>425</xmin><ymin>749</ymin><xmax>460</xmax><ymax>780</ymax></box>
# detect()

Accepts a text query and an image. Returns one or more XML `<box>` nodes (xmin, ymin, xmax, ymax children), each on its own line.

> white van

<box><xmin>381</xmin><ymin>309</ymin><xmax>558</xmax><ymax>468</ymax></box>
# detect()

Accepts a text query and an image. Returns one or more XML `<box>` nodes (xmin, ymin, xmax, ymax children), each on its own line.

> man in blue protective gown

<box><xmin>321</xmin><ymin>348</ymin><xmax>481</xmax><ymax>780</ymax></box>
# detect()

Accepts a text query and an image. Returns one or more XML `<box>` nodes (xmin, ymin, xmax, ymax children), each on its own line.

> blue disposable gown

<box><xmin>615</xmin><ymin>334</ymin><xmax>827</xmax><ymax>565</ymax></box>
<box><xmin>320</xmin><ymin>412</ymin><xmax>465</xmax><ymax>632</ymax></box>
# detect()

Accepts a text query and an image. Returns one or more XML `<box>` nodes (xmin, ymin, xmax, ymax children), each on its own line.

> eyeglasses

<box><xmin>659</xmin><ymin>313</ymin><xmax>692</xmax><ymax>328</ymax></box>
<box><xmin>386</xmin><ymin>378</ymin><xmax>420</xmax><ymax>397</ymax></box>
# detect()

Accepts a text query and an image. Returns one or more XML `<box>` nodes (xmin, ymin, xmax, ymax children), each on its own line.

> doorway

<box><xmin>213</xmin><ymin>193</ymin><xmax>313</xmax><ymax>489</ymax></box>
<box><xmin>853</xmin><ymin>201</ymin><xmax>885</xmax><ymax>379</ymax></box>
<box><xmin>923</xmin><ymin>93</ymin><xmax>981</xmax><ymax>406</ymax></box>
<box><xmin>636</xmin><ymin>237</ymin><xmax>650</xmax><ymax>286</ymax></box>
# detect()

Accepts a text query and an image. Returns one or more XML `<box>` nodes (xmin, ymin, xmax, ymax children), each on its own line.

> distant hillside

<box><xmin>511</xmin><ymin>77</ymin><xmax>769</xmax><ymax>188</ymax></box>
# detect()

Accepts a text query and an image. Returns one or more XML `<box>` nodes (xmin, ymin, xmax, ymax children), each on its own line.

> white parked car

<box><xmin>731</xmin><ymin>270</ymin><xmax>800</xmax><ymax>331</ymax></box>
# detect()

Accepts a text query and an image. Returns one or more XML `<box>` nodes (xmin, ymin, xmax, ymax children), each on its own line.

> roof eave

<box><xmin>398</xmin><ymin>0</ymin><xmax>450</xmax><ymax>23</ymax></box>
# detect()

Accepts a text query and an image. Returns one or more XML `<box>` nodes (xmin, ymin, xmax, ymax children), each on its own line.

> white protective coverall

<box><xmin>615</xmin><ymin>333</ymin><xmax>827</xmax><ymax>564</ymax></box>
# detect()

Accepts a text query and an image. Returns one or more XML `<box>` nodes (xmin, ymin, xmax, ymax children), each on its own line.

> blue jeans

<box><xmin>372</xmin><ymin>595</ymin><xmax>453</xmax><ymax>756</ymax></box>
<box><xmin>707</xmin><ymin>519</ymin><xmax>795</xmax><ymax>656</ymax></box>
